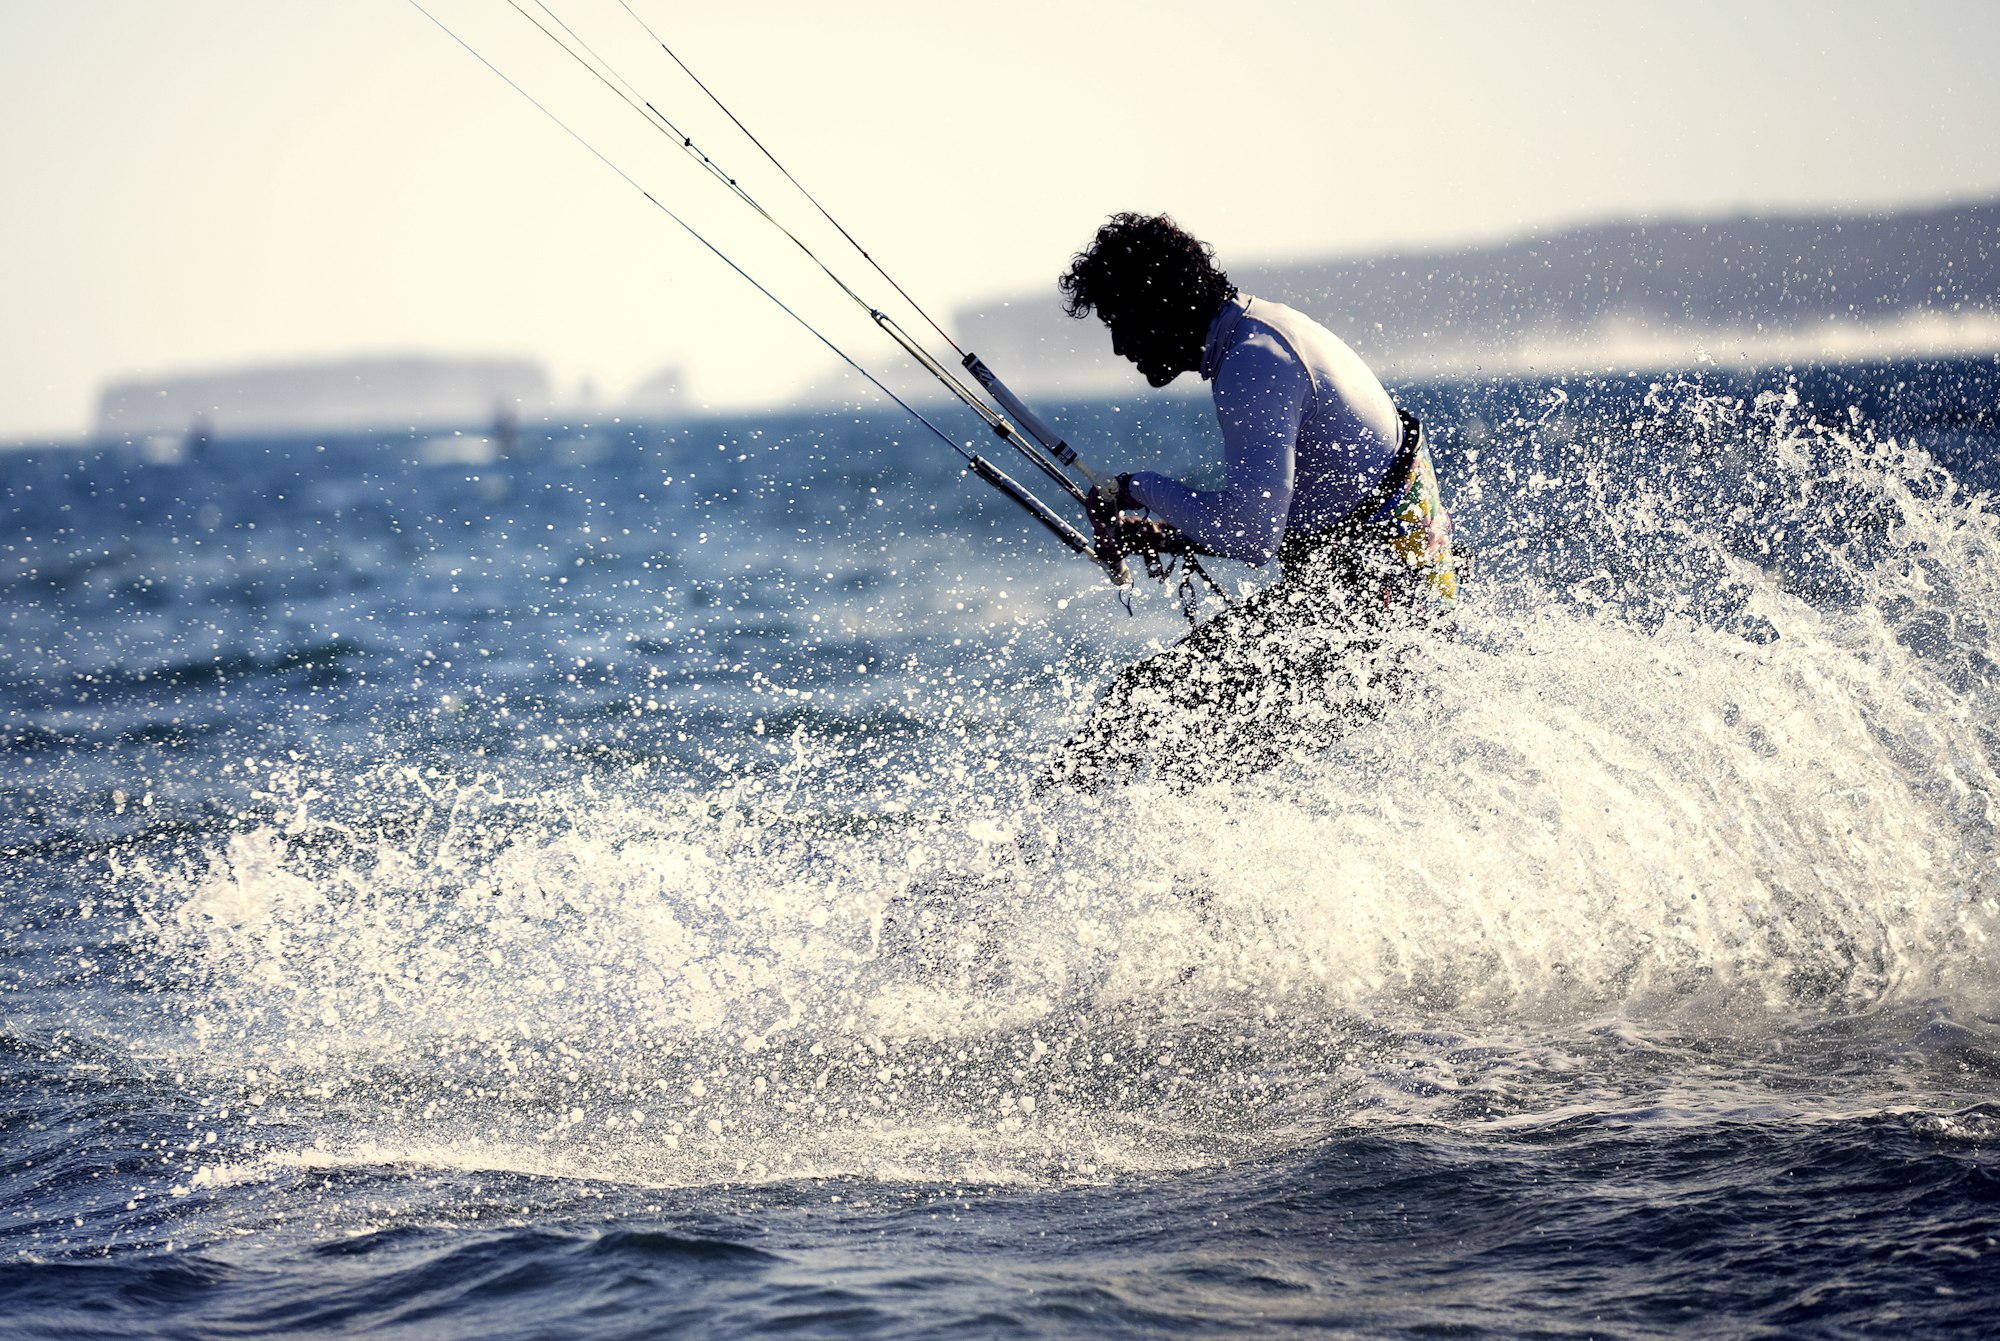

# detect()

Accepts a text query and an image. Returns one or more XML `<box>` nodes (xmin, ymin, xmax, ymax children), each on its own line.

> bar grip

<box><xmin>963</xmin><ymin>353</ymin><xmax>1110</xmax><ymax>492</ymax></box>
<box><xmin>967</xmin><ymin>455</ymin><xmax>1129</xmax><ymax>586</ymax></box>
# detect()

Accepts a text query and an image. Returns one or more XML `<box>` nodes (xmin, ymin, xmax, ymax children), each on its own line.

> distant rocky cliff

<box><xmin>95</xmin><ymin>355</ymin><xmax>554</xmax><ymax>438</ymax></box>
<box><xmin>955</xmin><ymin>199</ymin><xmax>2000</xmax><ymax>391</ymax></box>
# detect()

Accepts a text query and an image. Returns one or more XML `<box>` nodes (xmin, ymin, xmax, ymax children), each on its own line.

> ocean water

<box><xmin>2</xmin><ymin>358</ymin><xmax>1998</xmax><ymax>1337</ymax></box>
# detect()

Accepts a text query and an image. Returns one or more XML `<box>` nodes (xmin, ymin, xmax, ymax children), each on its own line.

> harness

<box><xmin>1278</xmin><ymin>409</ymin><xmax>1462</xmax><ymax>610</ymax></box>
<box><xmin>1127</xmin><ymin>409</ymin><xmax>1460</xmax><ymax>621</ymax></box>
<box><xmin>1279</xmin><ymin>409</ymin><xmax>1423</xmax><ymax>564</ymax></box>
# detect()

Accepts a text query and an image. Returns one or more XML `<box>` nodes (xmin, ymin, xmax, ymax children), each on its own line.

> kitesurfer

<box><xmin>1043</xmin><ymin>213</ymin><xmax>1460</xmax><ymax>790</ymax></box>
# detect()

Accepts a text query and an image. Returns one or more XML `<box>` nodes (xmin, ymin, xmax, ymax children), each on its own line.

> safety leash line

<box><xmin>503</xmin><ymin>0</ymin><xmax>1088</xmax><ymax>504</ymax></box>
<box><xmin>611</xmin><ymin>0</ymin><xmax>966</xmax><ymax>360</ymax></box>
<box><xmin>403</xmin><ymin>0</ymin><xmax>1097</xmax><ymax>564</ymax></box>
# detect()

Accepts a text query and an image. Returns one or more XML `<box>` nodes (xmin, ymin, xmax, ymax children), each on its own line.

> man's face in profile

<box><xmin>1101</xmin><ymin>306</ymin><xmax>1195</xmax><ymax>388</ymax></box>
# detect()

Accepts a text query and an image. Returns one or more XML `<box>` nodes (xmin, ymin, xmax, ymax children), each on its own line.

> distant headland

<box><xmin>91</xmin><ymin>355</ymin><xmax>688</xmax><ymax>442</ymax></box>
<box><xmin>94</xmin><ymin>354</ymin><xmax>553</xmax><ymax>440</ymax></box>
<box><xmin>956</xmin><ymin>197</ymin><xmax>2000</xmax><ymax>392</ymax></box>
<box><xmin>76</xmin><ymin>198</ymin><xmax>1999</xmax><ymax>444</ymax></box>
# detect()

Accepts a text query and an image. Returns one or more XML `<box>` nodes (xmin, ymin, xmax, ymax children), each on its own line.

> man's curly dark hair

<box><xmin>1057</xmin><ymin>213</ymin><xmax>1233</xmax><ymax>325</ymax></box>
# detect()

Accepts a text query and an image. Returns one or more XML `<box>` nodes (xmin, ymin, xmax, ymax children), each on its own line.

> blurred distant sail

<box><xmin>621</xmin><ymin>365</ymin><xmax>687</xmax><ymax>420</ymax></box>
<box><xmin>95</xmin><ymin>355</ymin><xmax>553</xmax><ymax>439</ymax></box>
<box><xmin>960</xmin><ymin>199</ymin><xmax>2000</xmax><ymax>389</ymax></box>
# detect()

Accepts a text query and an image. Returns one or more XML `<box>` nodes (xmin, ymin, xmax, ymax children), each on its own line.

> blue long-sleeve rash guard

<box><xmin>1126</xmin><ymin>293</ymin><xmax>1403</xmax><ymax>565</ymax></box>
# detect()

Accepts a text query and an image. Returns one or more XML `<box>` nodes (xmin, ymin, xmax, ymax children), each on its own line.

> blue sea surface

<box><xmin>2</xmin><ymin>359</ymin><xmax>1998</xmax><ymax>1337</ymax></box>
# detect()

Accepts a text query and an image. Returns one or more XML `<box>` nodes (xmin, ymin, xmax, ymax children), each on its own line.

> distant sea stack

<box><xmin>95</xmin><ymin>355</ymin><xmax>554</xmax><ymax>439</ymax></box>
<box><xmin>958</xmin><ymin>198</ymin><xmax>2000</xmax><ymax>390</ymax></box>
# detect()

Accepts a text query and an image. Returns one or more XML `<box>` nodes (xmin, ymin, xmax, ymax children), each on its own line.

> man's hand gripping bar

<box><xmin>963</xmin><ymin>353</ymin><xmax>1131</xmax><ymax>586</ymax></box>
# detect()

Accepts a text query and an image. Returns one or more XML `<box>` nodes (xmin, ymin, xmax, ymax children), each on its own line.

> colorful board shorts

<box><xmin>1382</xmin><ymin>433</ymin><xmax>1460</xmax><ymax>609</ymax></box>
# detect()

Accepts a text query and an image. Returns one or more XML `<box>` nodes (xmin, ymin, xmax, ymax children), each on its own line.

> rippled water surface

<box><xmin>3</xmin><ymin>360</ymin><xmax>1998</xmax><ymax>1337</ymax></box>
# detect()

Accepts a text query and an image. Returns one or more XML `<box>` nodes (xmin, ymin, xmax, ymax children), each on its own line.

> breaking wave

<box><xmin>82</xmin><ymin>380</ymin><xmax>1998</xmax><ymax>1198</ymax></box>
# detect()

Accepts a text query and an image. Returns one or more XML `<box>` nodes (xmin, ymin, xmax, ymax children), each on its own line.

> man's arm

<box><xmin>1123</xmin><ymin>332</ymin><xmax>1309</xmax><ymax>565</ymax></box>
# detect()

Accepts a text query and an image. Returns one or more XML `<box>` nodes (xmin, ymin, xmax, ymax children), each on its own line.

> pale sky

<box><xmin>3</xmin><ymin>0</ymin><xmax>1997</xmax><ymax>441</ymax></box>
